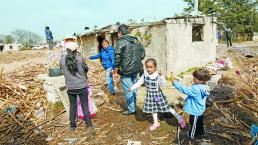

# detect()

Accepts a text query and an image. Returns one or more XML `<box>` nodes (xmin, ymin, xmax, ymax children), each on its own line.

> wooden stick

<box><xmin>8</xmin><ymin>112</ymin><xmax>25</xmax><ymax>128</ymax></box>
<box><xmin>216</xmin><ymin>122</ymin><xmax>239</xmax><ymax>129</ymax></box>
<box><xmin>226</xmin><ymin>131</ymin><xmax>251</xmax><ymax>139</ymax></box>
<box><xmin>24</xmin><ymin>103</ymin><xmax>37</xmax><ymax>120</ymax></box>
<box><xmin>26</xmin><ymin>109</ymin><xmax>65</xmax><ymax>133</ymax></box>
<box><xmin>206</xmin><ymin>131</ymin><xmax>236</xmax><ymax>142</ymax></box>
<box><xmin>103</xmin><ymin>106</ymin><xmax>122</xmax><ymax>112</ymax></box>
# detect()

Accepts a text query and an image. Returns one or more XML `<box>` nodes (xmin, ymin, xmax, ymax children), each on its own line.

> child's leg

<box><xmin>169</xmin><ymin>107</ymin><xmax>186</xmax><ymax>128</ymax></box>
<box><xmin>195</xmin><ymin>115</ymin><xmax>204</xmax><ymax>135</ymax></box>
<box><xmin>189</xmin><ymin>115</ymin><xmax>198</xmax><ymax>139</ymax></box>
<box><xmin>168</xmin><ymin>107</ymin><xmax>182</xmax><ymax>122</ymax></box>
<box><xmin>150</xmin><ymin>113</ymin><xmax>160</xmax><ymax>131</ymax></box>
<box><xmin>152</xmin><ymin>113</ymin><xmax>159</xmax><ymax>125</ymax></box>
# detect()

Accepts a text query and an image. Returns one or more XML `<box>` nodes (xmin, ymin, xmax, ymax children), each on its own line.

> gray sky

<box><xmin>0</xmin><ymin>0</ymin><xmax>187</xmax><ymax>40</ymax></box>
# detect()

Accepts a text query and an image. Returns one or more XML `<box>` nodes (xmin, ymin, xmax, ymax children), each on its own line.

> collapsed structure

<box><xmin>80</xmin><ymin>16</ymin><xmax>218</xmax><ymax>75</ymax></box>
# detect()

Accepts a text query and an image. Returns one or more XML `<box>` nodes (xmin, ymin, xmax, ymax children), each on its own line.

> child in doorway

<box><xmin>89</xmin><ymin>39</ymin><xmax>115</xmax><ymax>95</ymax></box>
<box><xmin>172</xmin><ymin>68</ymin><xmax>211</xmax><ymax>139</ymax></box>
<box><xmin>128</xmin><ymin>58</ymin><xmax>186</xmax><ymax>131</ymax></box>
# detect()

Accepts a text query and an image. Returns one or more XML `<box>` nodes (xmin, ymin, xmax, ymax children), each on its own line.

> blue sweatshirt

<box><xmin>173</xmin><ymin>81</ymin><xmax>210</xmax><ymax>116</ymax></box>
<box><xmin>90</xmin><ymin>45</ymin><xmax>114</xmax><ymax>69</ymax></box>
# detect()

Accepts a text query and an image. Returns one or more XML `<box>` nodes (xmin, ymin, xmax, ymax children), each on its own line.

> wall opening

<box><xmin>9</xmin><ymin>45</ymin><xmax>13</xmax><ymax>49</ymax></box>
<box><xmin>192</xmin><ymin>24</ymin><xmax>204</xmax><ymax>41</ymax></box>
<box><xmin>96</xmin><ymin>35</ymin><xmax>105</xmax><ymax>53</ymax></box>
<box><xmin>111</xmin><ymin>32</ymin><xmax>118</xmax><ymax>48</ymax></box>
<box><xmin>0</xmin><ymin>45</ymin><xmax>4</xmax><ymax>52</ymax></box>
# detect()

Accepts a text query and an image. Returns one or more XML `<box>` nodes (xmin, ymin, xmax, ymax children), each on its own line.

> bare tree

<box><xmin>11</xmin><ymin>29</ymin><xmax>42</xmax><ymax>49</ymax></box>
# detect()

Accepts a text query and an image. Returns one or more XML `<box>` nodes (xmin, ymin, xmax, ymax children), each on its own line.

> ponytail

<box><xmin>65</xmin><ymin>49</ymin><xmax>78</xmax><ymax>76</ymax></box>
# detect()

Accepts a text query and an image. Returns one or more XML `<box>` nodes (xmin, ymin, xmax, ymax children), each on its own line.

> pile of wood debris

<box><xmin>0</xmin><ymin>59</ymin><xmax>110</xmax><ymax>144</ymax></box>
<box><xmin>186</xmin><ymin>50</ymin><xmax>258</xmax><ymax>145</ymax></box>
<box><xmin>0</xmin><ymin>64</ymin><xmax>51</xmax><ymax>144</ymax></box>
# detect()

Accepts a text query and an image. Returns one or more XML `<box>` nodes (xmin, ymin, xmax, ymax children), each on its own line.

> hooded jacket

<box><xmin>89</xmin><ymin>45</ymin><xmax>114</xmax><ymax>69</ymax></box>
<box><xmin>115</xmin><ymin>35</ymin><xmax>145</xmax><ymax>75</ymax></box>
<box><xmin>173</xmin><ymin>81</ymin><xmax>210</xmax><ymax>116</ymax></box>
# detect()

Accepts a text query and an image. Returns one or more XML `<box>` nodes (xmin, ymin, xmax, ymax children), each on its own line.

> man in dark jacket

<box><xmin>225</xmin><ymin>27</ymin><xmax>233</xmax><ymax>47</ymax></box>
<box><xmin>114</xmin><ymin>24</ymin><xmax>145</xmax><ymax>115</ymax></box>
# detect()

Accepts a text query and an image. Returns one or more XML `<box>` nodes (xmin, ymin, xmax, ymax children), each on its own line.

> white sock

<box><xmin>152</xmin><ymin>113</ymin><xmax>159</xmax><ymax>125</ymax></box>
<box><xmin>169</xmin><ymin>108</ymin><xmax>182</xmax><ymax>123</ymax></box>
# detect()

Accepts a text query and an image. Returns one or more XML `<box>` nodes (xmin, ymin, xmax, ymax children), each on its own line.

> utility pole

<box><xmin>153</xmin><ymin>0</ymin><xmax>156</xmax><ymax>20</ymax></box>
<box><xmin>191</xmin><ymin>0</ymin><xmax>201</xmax><ymax>16</ymax></box>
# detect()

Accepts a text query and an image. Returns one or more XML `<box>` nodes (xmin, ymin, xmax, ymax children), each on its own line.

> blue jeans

<box><xmin>106</xmin><ymin>67</ymin><xmax>115</xmax><ymax>94</ymax></box>
<box><xmin>120</xmin><ymin>74</ymin><xmax>137</xmax><ymax>113</ymax></box>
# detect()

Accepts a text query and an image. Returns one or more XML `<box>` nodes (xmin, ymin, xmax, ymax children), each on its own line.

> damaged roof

<box><xmin>81</xmin><ymin>15</ymin><xmax>212</xmax><ymax>37</ymax></box>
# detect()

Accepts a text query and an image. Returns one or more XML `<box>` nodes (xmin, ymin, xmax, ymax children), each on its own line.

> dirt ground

<box><xmin>0</xmin><ymin>43</ymin><xmax>257</xmax><ymax>145</ymax></box>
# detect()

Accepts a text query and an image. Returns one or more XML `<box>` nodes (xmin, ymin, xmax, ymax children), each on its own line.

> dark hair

<box><xmin>193</xmin><ymin>68</ymin><xmax>211</xmax><ymax>82</ymax></box>
<box><xmin>102</xmin><ymin>39</ymin><xmax>109</xmax><ymax>45</ymax></box>
<box><xmin>118</xmin><ymin>24</ymin><xmax>128</xmax><ymax>35</ymax></box>
<box><xmin>65</xmin><ymin>49</ymin><xmax>78</xmax><ymax>76</ymax></box>
<box><xmin>145</xmin><ymin>58</ymin><xmax>157</xmax><ymax>67</ymax></box>
<box><xmin>45</xmin><ymin>26</ymin><xmax>49</xmax><ymax>30</ymax></box>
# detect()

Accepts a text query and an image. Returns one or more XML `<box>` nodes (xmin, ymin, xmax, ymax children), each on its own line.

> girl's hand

<box><xmin>158</xmin><ymin>70</ymin><xmax>163</xmax><ymax>76</ymax></box>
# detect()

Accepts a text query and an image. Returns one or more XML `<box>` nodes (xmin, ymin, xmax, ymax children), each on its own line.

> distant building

<box><xmin>0</xmin><ymin>43</ymin><xmax>22</xmax><ymax>52</ymax></box>
<box><xmin>253</xmin><ymin>32</ymin><xmax>258</xmax><ymax>42</ymax></box>
<box><xmin>79</xmin><ymin>16</ymin><xmax>218</xmax><ymax>75</ymax></box>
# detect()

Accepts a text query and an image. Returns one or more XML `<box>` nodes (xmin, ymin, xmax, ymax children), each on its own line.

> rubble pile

<box><xmin>0</xmin><ymin>64</ymin><xmax>49</xmax><ymax>144</ymax></box>
<box><xmin>199</xmin><ymin>50</ymin><xmax>258</xmax><ymax>144</ymax></box>
<box><xmin>0</xmin><ymin>59</ymin><xmax>111</xmax><ymax>144</ymax></box>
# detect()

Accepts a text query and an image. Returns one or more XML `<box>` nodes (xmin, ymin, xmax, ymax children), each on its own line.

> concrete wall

<box><xmin>165</xmin><ymin>17</ymin><xmax>217</xmax><ymax>75</ymax></box>
<box><xmin>131</xmin><ymin>24</ymin><xmax>167</xmax><ymax>74</ymax></box>
<box><xmin>81</xmin><ymin>34</ymin><xmax>98</xmax><ymax>57</ymax></box>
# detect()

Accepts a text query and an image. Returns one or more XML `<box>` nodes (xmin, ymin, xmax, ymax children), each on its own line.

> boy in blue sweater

<box><xmin>89</xmin><ymin>40</ymin><xmax>115</xmax><ymax>95</ymax></box>
<box><xmin>172</xmin><ymin>68</ymin><xmax>211</xmax><ymax>139</ymax></box>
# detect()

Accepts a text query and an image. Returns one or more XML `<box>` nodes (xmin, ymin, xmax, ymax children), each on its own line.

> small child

<box><xmin>172</xmin><ymin>68</ymin><xmax>211</xmax><ymax>139</ymax></box>
<box><xmin>128</xmin><ymin>58</ymin><xmax>186</xmax><ymax>131</ymax></box>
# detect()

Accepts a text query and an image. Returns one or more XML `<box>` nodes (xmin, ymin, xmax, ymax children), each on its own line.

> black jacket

<box><xmin>115</xmin><ymin>35</ymin><xmax>145</xmax><ymax>75</ymax></box>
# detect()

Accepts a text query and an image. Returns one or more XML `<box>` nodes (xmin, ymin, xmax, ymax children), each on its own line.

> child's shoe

<box><xmin>149</xmin><ymin>123</ymin><xmax>160</xmax><ymax>131</ymax></box>
<box><xmin>179</xmin><ymin>116</ymin><xmax>186</xmax><ymax>128</ymax></box>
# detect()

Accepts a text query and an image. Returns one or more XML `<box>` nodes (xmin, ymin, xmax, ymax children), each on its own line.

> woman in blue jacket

<box><xmin>89</xmin><ymin>39</ymin><xmax>115</xmax><ymax>95</ymax></box>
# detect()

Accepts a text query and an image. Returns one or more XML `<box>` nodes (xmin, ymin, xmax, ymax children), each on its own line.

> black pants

<box><xmin>67</xmin><ymin>87</ymin><xmax>92</xmax><ymax>128</ymax></box>
<box><xmin>189</xmin><ymin>115</ymin><xmax>204</xmax><ymax>139</ymax></box>
<box><xmin>226</xmin><ymin>37</ymin><xmax>232</xmax><ymax>47</ymax></box>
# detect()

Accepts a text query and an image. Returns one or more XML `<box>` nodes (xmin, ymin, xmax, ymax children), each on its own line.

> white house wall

<box><xmin>165</xmin><ymin>17</ymin><xmax>217</xmax><ymax>75</ymax></box>
<box><xmin>131</xmin><ymin>25</ymin><xmax>167</xmax><ymax>74</ymax></box>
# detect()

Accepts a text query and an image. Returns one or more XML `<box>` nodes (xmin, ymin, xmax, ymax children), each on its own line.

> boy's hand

<box><xmin>170</xmin><ymin>72</ymin><xmax>175</xmax><ymax>81</ymax></box>
<box><xmin>158</xmin><ymin>70</ymin><xmax>163</xmax><ymax>76</ymax></box>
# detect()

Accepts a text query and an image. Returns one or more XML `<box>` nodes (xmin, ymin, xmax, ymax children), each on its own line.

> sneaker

<box><xmin>179</xmin><ymin>116</ymin><xmax>186</xmax><ymax>128</ymax></box>
<box><xmin>149</xmin><ymin>123</ymin><xmax>160</xmax><ymax>131</ymax></box>
<box><xmin>122</xmin><ymin>111</ymin><xmax>136</xmax><ymax>116</ymax></box>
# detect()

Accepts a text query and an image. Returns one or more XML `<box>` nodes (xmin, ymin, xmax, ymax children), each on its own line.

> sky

<box><xmin>0</xmin><ymin>0</ymin><xmax>187</xmax><ymax>40</ymax></box>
